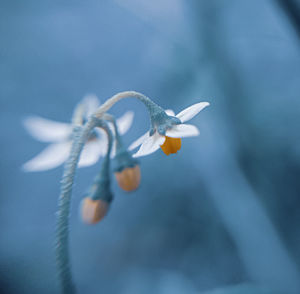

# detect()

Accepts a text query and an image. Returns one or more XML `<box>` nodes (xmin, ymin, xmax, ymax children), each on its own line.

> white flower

<box><xmin>23</xmin><ymin>95</ymin><xmax>134</xmax><ymax>172</ymax></box>
<box><xmin>128</xmin><ymin>102</ymin><xmax>209</xmax><ymax>157</ymax></box>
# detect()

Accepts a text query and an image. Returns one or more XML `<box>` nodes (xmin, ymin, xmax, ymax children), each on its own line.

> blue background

<box><xmin>1</xmin><ymin>1</ymin><xmax>300</xmax><ymax>293</ymax></box>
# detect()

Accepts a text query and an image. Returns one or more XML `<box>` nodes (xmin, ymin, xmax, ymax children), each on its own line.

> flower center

<box><xmin>160</xmin><ymin>136</ymin><xmax>181</xmax><ymax>155</ymax></box>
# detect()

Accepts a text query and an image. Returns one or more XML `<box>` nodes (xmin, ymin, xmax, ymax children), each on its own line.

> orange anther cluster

<box><xmin>160</xmin><ymin>136</ymin><xmax>181</xmax><ymax>155</ymax></box>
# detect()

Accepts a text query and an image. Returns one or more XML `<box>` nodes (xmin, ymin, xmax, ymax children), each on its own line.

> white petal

<box><xmin>128</xmin><ymin>132</ymin><xmax>149</xmax><ymax>151</ymax></box>
<box><xmin>133</xmin><ymin>132</ymin><xmax>165</xmax><ymax>158</ymax></box>
<box><xmin>22</xmin><ymin>142</ymin><xmax>71</xmax><ymax>172</ymax></box>
<box><xmin>116</xmin><ymin>111</ymin><xmax>134</xmax><ymax>135</ymax></box>
<box><xmin>78</xmin><ymin>139</ymin><xmax>106</xmax><ymax>167</ymax></box>
<box><xmin>94</xmin><ymin>127</ymin><xmax>106</xmax><ymax>138</ymax></box>
<box><xmin>23</xmin><ymin>116</ymin><xmax>72</xmax><ymax>142</ymax></box>
<box><xmin>176</xmin><ymin>102</ymin><xmax>210</xmax><ymax>123</ymax></box>
<box><xmin>82</xmin><ymin>94</ymin><xmax>100</xmax><ymax>117</ymax></box>
<box><xmin>165</xmin><ymin>109</ymin><xmax>175</xmax><ymax>116</ymax></box>
<box><xmin>87</xmin><ymin>128</ymin><xmax>115</xmax><ymax>159</ymax></box>
<box><xmin>166</xmin><ymin>124</ymin><xmax>199</xmax><ymax>138</ymax></box>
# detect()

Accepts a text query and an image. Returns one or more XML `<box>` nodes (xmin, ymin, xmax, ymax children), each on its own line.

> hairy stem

<box><xmin>89</xmin><ymin>120</ymin><xmax>114</xmax><ymax>202</ymax></box>
<box><xmin>93</xmin><ymin>90</ymin><xmax>163</xmax><ymax>118</ymax></box>
<box><xmin>55</xmin><ymin>91</ymin><xmax>158</xmax><ymax>293</ymax></box>
<box><xmin>56</xmin><ymin>119</ymin><xmax>97</xmax><ymax>294</ymax></box>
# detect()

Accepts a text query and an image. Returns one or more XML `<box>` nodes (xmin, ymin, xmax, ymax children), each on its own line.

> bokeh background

<box><xmin>1</xmin><ymin>1</ymin><xmax>300</xmax><ymax>293</ymax></box>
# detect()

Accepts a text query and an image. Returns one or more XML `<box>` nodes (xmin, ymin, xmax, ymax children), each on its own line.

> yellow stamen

<box><xmin>114</xmin><ymin>165</ymin><xmax>141</xmax><ymax>192</ymax></box>
<box><xmin>160</xmin><ymin>136</ymin><xmax>181</xmax><ymax>155</ymax></box>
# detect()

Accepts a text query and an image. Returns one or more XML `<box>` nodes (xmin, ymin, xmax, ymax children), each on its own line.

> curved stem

<box><xmin>93</xmin><ymin>91</ymin><xmax>163</xmax><ymax>119</ymax></box>
<box><xmin>56</xmin><ymin>121</ymin><xmax>96</xmax><ymax>294</ymax></box>
<box><xmin>56</xmin><ymin>91</ymin><xmax>159</xmax><ymax>293</ymax></box>
<box><xmin>97</xmin><ymin>119</ymin><xmax>113</xmax><ymax>164</ymax></box>
<box><xmin>90</xmin><ymin>120</ymin><xmax>114</xmax><ymax>202</ymax></box>
<box><xmin>56</xmin><ymin>117</ymin><xmax>110</xmax><ymax>294</ymax></box>
<box><xmin>102</xmin><ymin>113</ymin><xmax>123</xmax><ymax>151</ymax></box>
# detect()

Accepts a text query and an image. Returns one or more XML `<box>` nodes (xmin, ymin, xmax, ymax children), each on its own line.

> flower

<box><xmin>80</xmin><ymin>197</ymin><xmax>109</xmax><ymax>224</ymax></box>
<box><xmin>128</xmin><ymin>102</ymin><xmax>209</xmax><ymax>157</ymax></box>
<box><xmin>113</xmin><ymin>145</ymin><xmax>140</xmax><ymax>191</ymax></box>
<box><xmin>23</xmin><ymin>95</ymin><xmax>134</xmax><ymax>172</ymax></box>
<box><xmin>115</xmin><ymin>165</ymin><xmax>141</xmax><ymax>192</ymax></box>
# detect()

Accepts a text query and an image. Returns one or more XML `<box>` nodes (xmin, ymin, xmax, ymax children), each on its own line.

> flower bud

<box><xmin>113</xmin><ymin>148</ymin><xmax>140</xmax><ymax>192</ymax></box>
<box><xmin>114</xmin><ymin>165</ymin><xmax>141</xmax><ymax>192</ymax></box>
<box><xmin>81</xmin><ymin>197</ymin><xmax>109</xmax><ymax>224</ymax></box>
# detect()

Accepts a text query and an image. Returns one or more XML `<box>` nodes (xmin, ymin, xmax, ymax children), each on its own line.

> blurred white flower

<box><xmin>129</xmin><ymin>102</ymin><xmax>209</xmax><ymax>157</ymax></box>
<box><xmin>23</xmin><ymin>95</ymin><xmax>134</xmax><ymax>172</ymax></box>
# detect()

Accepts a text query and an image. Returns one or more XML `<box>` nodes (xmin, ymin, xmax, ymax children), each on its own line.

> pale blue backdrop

<box><xmin>1</xmin><ymin>1</ymin><xmax>300</xmax><ymax>293</ymax></box>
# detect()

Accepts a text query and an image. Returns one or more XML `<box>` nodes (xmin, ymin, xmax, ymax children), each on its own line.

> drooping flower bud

<box><xmin>115</xmin><ymin>165</ymin><xmax>141</xmax><ymax>192</ymax></box>
<box><xmin>80</xmin><ymin>118</ymin><xmax>114</xmax><ymax>225</ymax></box>
<box><xmin>81</xmin><ymin>197</ymin><xmax>109</xmax><ymax>224</ymax></box>
<box><xmin>113</xmin><ymin>149</ymin><xmax>141</xmax><ymax>192</ymax></box>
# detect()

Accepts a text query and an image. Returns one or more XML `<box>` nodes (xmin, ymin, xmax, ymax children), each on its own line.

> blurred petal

<box><xmin>22</xmin><ymin>142</ymin><xmax>71</xmax><ymax>172</ymax></box>
<box><xmin>116</xmin><ymin>111</ymin><xmax>134</xmax><ymax>135</ymax></box>
<box><xmin>166</xmin><ymin>124</ymin><xmax>199</xmax><ymax>138</ymax></box>
<box><xmin>94</xmin><ymin>127</ymin><xmax>106</xmax><ymax>138</ymax></box>
<box><xmin>133</xmin><ymin>132</ymin><xmax>165</xmax><ymax>157</ymax></box>
<box><xmin>82</xmin><ymin>94</ymin><xmax>100</xmax><ymax>117</ymax></box>
<box><xmin>128</xmin><ymin>132</ymin><xmax>149</xmax><ymax>151</ymax></box>
<box><xmin>78</xmin><ymin>139</ymin><xmax>106</xmax><ymax>167</ymax></box>
<box><xmin>165</xmin><ymin>109</ymin><xmax>175</xmax><ymax>116</ymax></box>
<box><xmin>23</xmin><ymin>116</ymin><xmax>72</xmax><ymax>142</ymax></box>
<box><xmin>94</xmin><ymin>124</ymin><xmax>117</xmax><ymax>158</ymax></box>
<box><xmin>176</xmin><ymin>102</ymin><xmax>209</xmax><ymax>123</ymax></box>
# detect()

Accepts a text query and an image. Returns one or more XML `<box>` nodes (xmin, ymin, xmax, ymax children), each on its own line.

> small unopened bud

<box><xmin>115</xmin><ymin>165</ymin><xmax>141</xmax><ymax>192</ymax></box>
<box><xmin>81</xmin><ymin>197</ymin><xmax>109</xmax><ymax>224</ymax></box>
